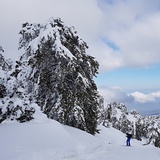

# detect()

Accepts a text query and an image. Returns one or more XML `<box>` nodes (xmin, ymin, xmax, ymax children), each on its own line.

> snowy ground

<box><xmin>1</xmin><ymin>117</ymin><xmax>160</xmax><ymax>160</ymax></box>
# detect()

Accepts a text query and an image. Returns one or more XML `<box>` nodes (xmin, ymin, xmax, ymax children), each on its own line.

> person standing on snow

<box><xmin>126</xmin><ymin>132</ymin><xmax>132</xmax><ymax>146</ymax></box>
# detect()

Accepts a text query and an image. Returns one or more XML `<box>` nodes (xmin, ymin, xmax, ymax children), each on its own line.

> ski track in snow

<box><xmin>1</xmin><ymin>120</ymin><xmax>160</xmax><ymax>160</ymax></box>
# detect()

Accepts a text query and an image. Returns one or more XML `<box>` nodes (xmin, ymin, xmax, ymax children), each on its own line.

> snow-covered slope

<box><xmin>1</xmin><ymin>117</ymin><xmax>160</xmax><ymax>160</ymax></box>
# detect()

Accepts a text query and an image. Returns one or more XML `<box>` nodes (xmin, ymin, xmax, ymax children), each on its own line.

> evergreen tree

<box><xmin>0</xmin><ymin>46</ymin><xmax>4</xmax><ymax>53</ymax></box>
<box><xmin>18</xmin><ymin>17</ymin><xmax>100</xmax><ymax>134</ymax></box>
<box><xmin>0</xmin><ymin>46</ymin><xmax>35</xmax><ymax>123</ymax></box>
<box><xmin>0</xmin><ymin>47</ymin><xmax>12</xmax><ymax>71</ymax></box>
<box><xmin>135</xmin><ymin>118</ymin><xmax>143</xmax><ymax>141</ymax></box>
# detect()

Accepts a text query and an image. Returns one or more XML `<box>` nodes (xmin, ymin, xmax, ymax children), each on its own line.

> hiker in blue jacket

<box><xmin>126</xmin><ymin>133</ymin><xmax>132</xmax><ymax>146</ymax></box>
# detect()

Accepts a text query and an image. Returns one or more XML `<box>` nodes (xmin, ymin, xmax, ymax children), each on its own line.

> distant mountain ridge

<box><xmin>143</xmin><ymin>110</ymin><xmax>160</xmax><ymax>116</ymax></box>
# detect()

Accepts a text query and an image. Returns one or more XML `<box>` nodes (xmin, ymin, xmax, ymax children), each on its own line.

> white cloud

<box><xmin>95</xmin><ymin>0</ymin><xmax>160</xmax><ymax>70</ymax></box>
<box><xmin>130</xmin><ymin>91</ymin><xmax>160</xmax><ymax>103</ymax></box>
<box><xmin>98</xmin><ymin>86</ymin><xmax>160</xmax><ymax>114</ymax></box>
<box><xmin>116</xmin><ymin>13</ymin><xmax>160</xmax><ymax>67</ymax></box>
<box><xmin>151</xmin><ymin>91</ymin><xmax>160</xmax><ymax>98</ymax></box>
<box><xmin>98</xmin><ymin>86</ymin><xmax>134</xmax><ymax>105</ymax></box>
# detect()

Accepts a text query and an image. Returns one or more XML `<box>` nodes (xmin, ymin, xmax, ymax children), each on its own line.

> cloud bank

<box><xmin>97</xmin><ymin>0</ymin><xmax>160</xmax><ymax>70</ymax></box>
<box><xmin>98</xmin><ymin>86</ymin><xmax>160</xmax><ymax>115</ymax></box>
<box><xmin>130</xmin><ymin>91</ymin><xmax>160</xmax><ymax>103</ymax></box>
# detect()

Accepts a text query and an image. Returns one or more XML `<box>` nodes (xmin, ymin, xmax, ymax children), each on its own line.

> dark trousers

<box><xmin>126</xmin><ymin>137</ymin><xmax>131</xmax><ymax>146</ymax></box>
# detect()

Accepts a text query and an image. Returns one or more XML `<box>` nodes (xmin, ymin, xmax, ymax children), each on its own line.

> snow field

<box><xmin>1</xmin><ymin>119</ymin><xmax>160</xmax><ymax>160</ymax></box>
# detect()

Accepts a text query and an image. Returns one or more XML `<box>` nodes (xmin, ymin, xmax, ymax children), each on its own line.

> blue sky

<box><xmin>95</xmin><ymin>65</ymin><xmax>160</xmax><ymax>93</ymax></box>
<box><xmin>1</xmin><ymin>0</ymin><xmax>160</xmax><ymax>114</ymax></box>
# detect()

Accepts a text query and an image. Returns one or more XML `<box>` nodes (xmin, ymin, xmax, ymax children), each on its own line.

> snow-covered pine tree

<box><xmin>0</xmin><ymin>46</ymin><xmax>4</xmax><ymax>53</ymax></box>
<box><xmin>0</xmin><ymin>46</ymin><xmax>12</xmax><ymax>71</ymax></box>
<box><xmin>135</xmin><ymin>118</ymin><xmax>143</xmax><ymax>141</ymax></box>
<box><xmin>0</xmin><ymin>46</ymin><xmax>12</xmax><ymax>99</ymax></box>
<box><xmin>18</xmin><ymin>17</ymin><xmax>100</xmax><ymax>134</ymax></box>
<box><xmin>0</xmin><ymin>46</ymin><xmax>33</xmax><ymax>123</ymax></box>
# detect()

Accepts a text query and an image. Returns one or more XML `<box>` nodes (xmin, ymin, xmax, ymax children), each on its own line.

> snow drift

<box><xmin>1</xmin><ymin>117</ymin><xmax>160</xmax><ymax>160</ymax></box>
